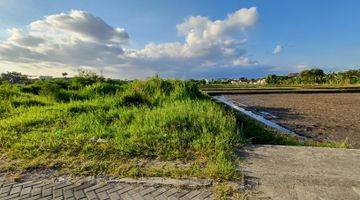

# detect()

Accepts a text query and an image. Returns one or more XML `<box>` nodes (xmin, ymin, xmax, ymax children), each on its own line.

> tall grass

<box><xmin>0</xmin><ymin>77</ymin><xmax>243</xmax><ymax>180</ymax></box>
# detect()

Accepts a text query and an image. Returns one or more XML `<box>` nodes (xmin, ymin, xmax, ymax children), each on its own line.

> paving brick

<box><xmin>94</xmin><ymin>184</ymin><xmax>113</xmax><ymax>193</ymax></box>
<box><xmin>194</xmin><ymin>191</ymin><xmax>212</xmax><ymax>199</ymax></box>
<box><xmin>74</xmin><ymin>190</ymin><xmax>86</xmax><ymax>199</ymax></box>
<box><xmin>96</xmin><ymin>191</ymin><xmax>110</xmax><ymax>200</ymax></box>
<box><xmin>85</xmin><ymin>190</ymin><xmax>97</xmax><ymax>199</ymax></box>
<box><xmin>183</xmin><ymin>190</ymin><xmax>202</xmax><ymax>199</ymax></box>
<box><xmin>149</xmin><ymin>187</ymin><xmax>167</xmax><ymax>197</ymax></box>
<box><xmin>106</xmin><ymin>184</ymin><xmax>124</xmax><ymax>194</ymax></box>
<box><xmin>53</xmin><ymin>182</ymin><xmax>73</xmax><ymax>190</ymax></box>
<box><xmin>164</xmin><ymin>188</ymin><xmax>179</xmax><ymax>197</ymax></box>
<box><xmin>154</xmin><ymin>195</ymin><xmax>168</xmax><ymax>200</ymax></box>
<box><xmin>13</xmin><ymin>193</ymin><xmax>31</xmax><ymax>200</ymax></box>
<box><xmin>41</xmin><ymin>188</ymin><xmax>52</xmax><ymax>197</ymax></box>
<box><xmin>84</xmin><ymin>183</ymin><xmax>104</xmax><ymax>193</ymax></box>
<box><xmin>22</xmin><ymin>181</ymin><xmax>44</xmax><ymax>188</ymax></box>
<box><xmin>173</xmin><ymin>189</ymin><xmax>190</xmax><ymax>198</ymax></box>
<box><xmin>139</xmin><ymin>187</ymin><xmax>157</xmax><ymax>196</ymax></box>
<box><xmin>0</xmin><ymin>173</ymin><xmax>213</xmax><ymax>200</ymax></box>
<box><xmin>3</xmin><ymin>193</ymin><xmax>22</xmax><ymax>200</ymax></box>
<box><xmin>0</xmin><ymin>185</ymin><xmax>12</xmax><ymax>195</ymax></box>
<box><xmin>19</xmin><ymin>186</ymin><xmax>32</xmax><ymax>196</ymax></box>
<box><xmin>31</xmin><ymin>187</ymin><xmax>42</xmax><ymax>196</ymax></box>
<box><xmin>115</xmin><ymin>185</ymin><xmax>133</xmax><ymax>194</ymax></box>
<box><xmin>127</xmin><ymin>185</ymin><xmax>144</xmax><ymax>195</ymax></box>
<box><xmin>108</xmin><ymin>192</ymin><xmax>120</xmax><ymax>200</ymax></box>
<box><xmin>53</xmin><ymin>188</ymin><xmax>63</xmax><ymax>198</ymax></box>
<box><xmin>26</xmin><ymin>194</ymin><xmax>42</xmax><ymax>200</ymax></box>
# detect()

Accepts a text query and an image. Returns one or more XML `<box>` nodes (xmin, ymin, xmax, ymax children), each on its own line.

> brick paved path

<box><xmin>0</xmin><ymin>174</ymin><xmax>213</xmax><ymax>200</ymax></box>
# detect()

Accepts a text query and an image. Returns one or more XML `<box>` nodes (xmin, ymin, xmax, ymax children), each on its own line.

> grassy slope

<box><xmin>0</xmin><ymin>78</ymin><xmax>244</xmax><ymax>180</ymax></box>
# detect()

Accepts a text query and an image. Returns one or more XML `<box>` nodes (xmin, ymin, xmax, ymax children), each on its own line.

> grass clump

<box><xmin>0</xmin><ymin>77</ymin><xmax>244</xmax><ymax>180</ymax></box>
<box><xmin>213</xmin><ymin>183</ymin><xmax>249</xmax><ymax>200</ymax></box>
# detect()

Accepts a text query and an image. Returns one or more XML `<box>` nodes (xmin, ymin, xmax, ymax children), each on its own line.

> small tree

<box><xmin>71</xmin><ymin>69</ymin><xmax>104</xmax><ymax>89</ymax></box>
<box><xmin>62</xmin><ymin>72</ymin><xmax>68</xmax><ymax>78</ymax></box>
<box><xmin>299</xmin><ymin>68</ymin><xmax>325</xmax><ymax>84</ymax></box>
<box><xmin>265</xmin><ymin>74</ymin><xmax>280</xmax><ymax>84</ymax></box>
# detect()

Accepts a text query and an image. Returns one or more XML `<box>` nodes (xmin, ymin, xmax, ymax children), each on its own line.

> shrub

<box><xmin>120</xmin><ymin>91</ymin><xmax>152</xmax><ymax>107</ymax></box>
<box><xmin>11</xmin><ymin>99</ymin><xmax>47</xmax><ymax>108</ymax></box>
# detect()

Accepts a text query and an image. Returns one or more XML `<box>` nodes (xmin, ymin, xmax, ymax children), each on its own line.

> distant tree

<box><xmin>265</xmin><ymin>74</ymin><xmax>280</xmax><ymax>84</ymax></box>
<box><xmin>78</xmin><ymin>69</ymin><xmax>99</xmax><ymax>80</ymax></box>
<box><xmin>62</xmin><ymin>72</ymin><xmax>68</xmax><ymax>78</ymax></box>
<box><xmin>337</xmin><ymin>69</ymin><xmax>360</xmax><ymax>84</ymax></box>
<box><xmin>70</xmin><ymin>69</ymin><xmax>104</xmax><ymax>89</ymax></box>
<box><xmin>299</xmin><ymin>68</ymin><xmax>325</xmax><ymax>84</ymax></box>
<box><xmin>0</xmin><ymin>72</ymin><xmax>29</xmax><ymax>84</ymax></box>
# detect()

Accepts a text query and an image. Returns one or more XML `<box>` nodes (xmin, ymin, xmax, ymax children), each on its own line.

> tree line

<box><xmin>265</xmin><ymin>68</ymin><xmax>360</xmax><ymax>85</ymax></box>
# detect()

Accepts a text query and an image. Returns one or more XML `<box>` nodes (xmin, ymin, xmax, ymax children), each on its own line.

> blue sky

<box><xmin>0</xmin><ymin>0</ymin><xmax>359</xmax><ymax>79</ymax></box>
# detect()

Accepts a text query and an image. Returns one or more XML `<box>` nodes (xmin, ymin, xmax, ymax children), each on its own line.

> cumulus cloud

<box><xmin>29</xmin><ymin>10</ymin><xmax>129</xmax><ymax>44</ymax></box>
<box><xmin>0</xmin><ymin>8</ymin><xmax>260</xmax><ymax>78</ymax></box>
<box><xmin>296</xmin><ymin>64</ymin><xmax>308</xmax><ymax>70</ymax></box>
<box><xmin>273</xmin><ymin>44</ymin><xmax>283</xmax><ymax>54</ymax></box>
<box><xmin>232</xmin><ymin>57</ymin><xmax>258</xmax><ymax>66</ymax></box>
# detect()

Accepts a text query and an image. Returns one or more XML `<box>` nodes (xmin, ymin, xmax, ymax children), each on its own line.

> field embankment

<box><xmin>202</xmin><ymin>85</ymin><xmax>360</xmax><ymax>95</ymax></box>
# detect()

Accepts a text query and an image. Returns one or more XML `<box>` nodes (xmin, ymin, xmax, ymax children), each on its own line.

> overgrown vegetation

<box><xmin>0</xmin><ymin>72</ymin><xmax>244</xmax><ymax>180</ymax></box>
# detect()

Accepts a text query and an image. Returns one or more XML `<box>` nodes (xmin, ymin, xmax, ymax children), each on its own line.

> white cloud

<box><xmin>0</xmin><ymin>8</ymin><xmax>259</xmax><ymax>78</ymax></box>
<box><xmin>29</xmin><ymin>10</ymin><xmax>129</xmax><ymax>45</ymax></box>
<box><xmin>273</xmin><ymin>44</ymin><xmax>283</xmax><ymax>54</ymax></box>
<box><xmin>296</xmin><ymin>64</ymin><xmax>308</xmax><ymax>70</ymax></box>
<box><xmin>232</xmin><ymin>57</ymin><xmax>258</xmax><ymax>66</ymax></box>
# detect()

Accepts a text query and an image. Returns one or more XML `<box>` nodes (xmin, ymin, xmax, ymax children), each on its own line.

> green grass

<box><xmin>213</xmin><ymin>183</ymin><xmax>249</xmax><ymax>200</ymax></box>
<box><xmin>0</xmin><ymin>78</ymin><xmax>244</xmax><ymax>180</ymax></box>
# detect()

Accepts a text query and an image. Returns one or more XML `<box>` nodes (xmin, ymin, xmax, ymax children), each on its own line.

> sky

<box><xmin>0</xmin><ymin>0</ymin><xmax>360</xmax><ymax>79</ymax></box>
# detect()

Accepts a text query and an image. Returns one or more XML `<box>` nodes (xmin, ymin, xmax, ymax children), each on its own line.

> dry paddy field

<box><xmin>226</xmin><ymin>93</ymin><xmax>360</xmax><ymax>148</ymax></box>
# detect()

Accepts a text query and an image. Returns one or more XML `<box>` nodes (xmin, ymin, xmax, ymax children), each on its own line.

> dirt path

<box><xmin>240</xmin><ymin>145</ymin><xmax>360</xmax><ymax>200</ymax></box>
<box><xmin>226</xmin><ymin>93</ymin><xmax>360</xmax><ymax>148</ymax></box>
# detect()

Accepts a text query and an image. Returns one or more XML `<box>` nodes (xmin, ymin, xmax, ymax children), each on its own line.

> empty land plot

<box><xmin>226</xmin><ymin>93</ymin><xmax>360</xmax><ymax>148</ymax></box>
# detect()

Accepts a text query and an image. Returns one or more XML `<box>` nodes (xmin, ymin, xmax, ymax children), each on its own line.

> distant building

<box><xmin>27</xmin><ymin>75</ymin><xmax>39</xmax><ymax>80</ymax></box>
<box><xmin>256</xmin><ymin>78</ymin><xmax>266</xmax><ymax>85</ymax></box>
<box><xmin>287</xmin><ymin>73</ymin><xmax>299</xmax><ymax>77</ymax></box>
<box><xmin>231</xmin><ymin>80</ymin><xmax>246</xmax><ymax>84</ymax></box>
<box><xmin>39</xmin><ymin>76</ymin><xmax>53</xmax><ymax>80</ymax></box>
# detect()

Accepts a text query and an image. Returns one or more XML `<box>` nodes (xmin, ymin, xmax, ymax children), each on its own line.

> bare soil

<box><xmin>226</xmin><ymin>93</ymin><xmax>360</xmax><ymax>148</ymax></box>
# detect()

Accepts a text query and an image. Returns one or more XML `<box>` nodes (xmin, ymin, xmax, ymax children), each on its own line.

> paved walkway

<box><xmin>3</xmin><ymin>145</ymin><xmax>358</xmax><ymax>199</ymax></box>
<box><xmin>0</xmin><ymin>174</ymin><xmax>213</xmax><ymax>200</ymax></box>
<box><xmin>241</xmin><ymin>145</ymin><xmax>360</xmax><ymax>200</ymax></box>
